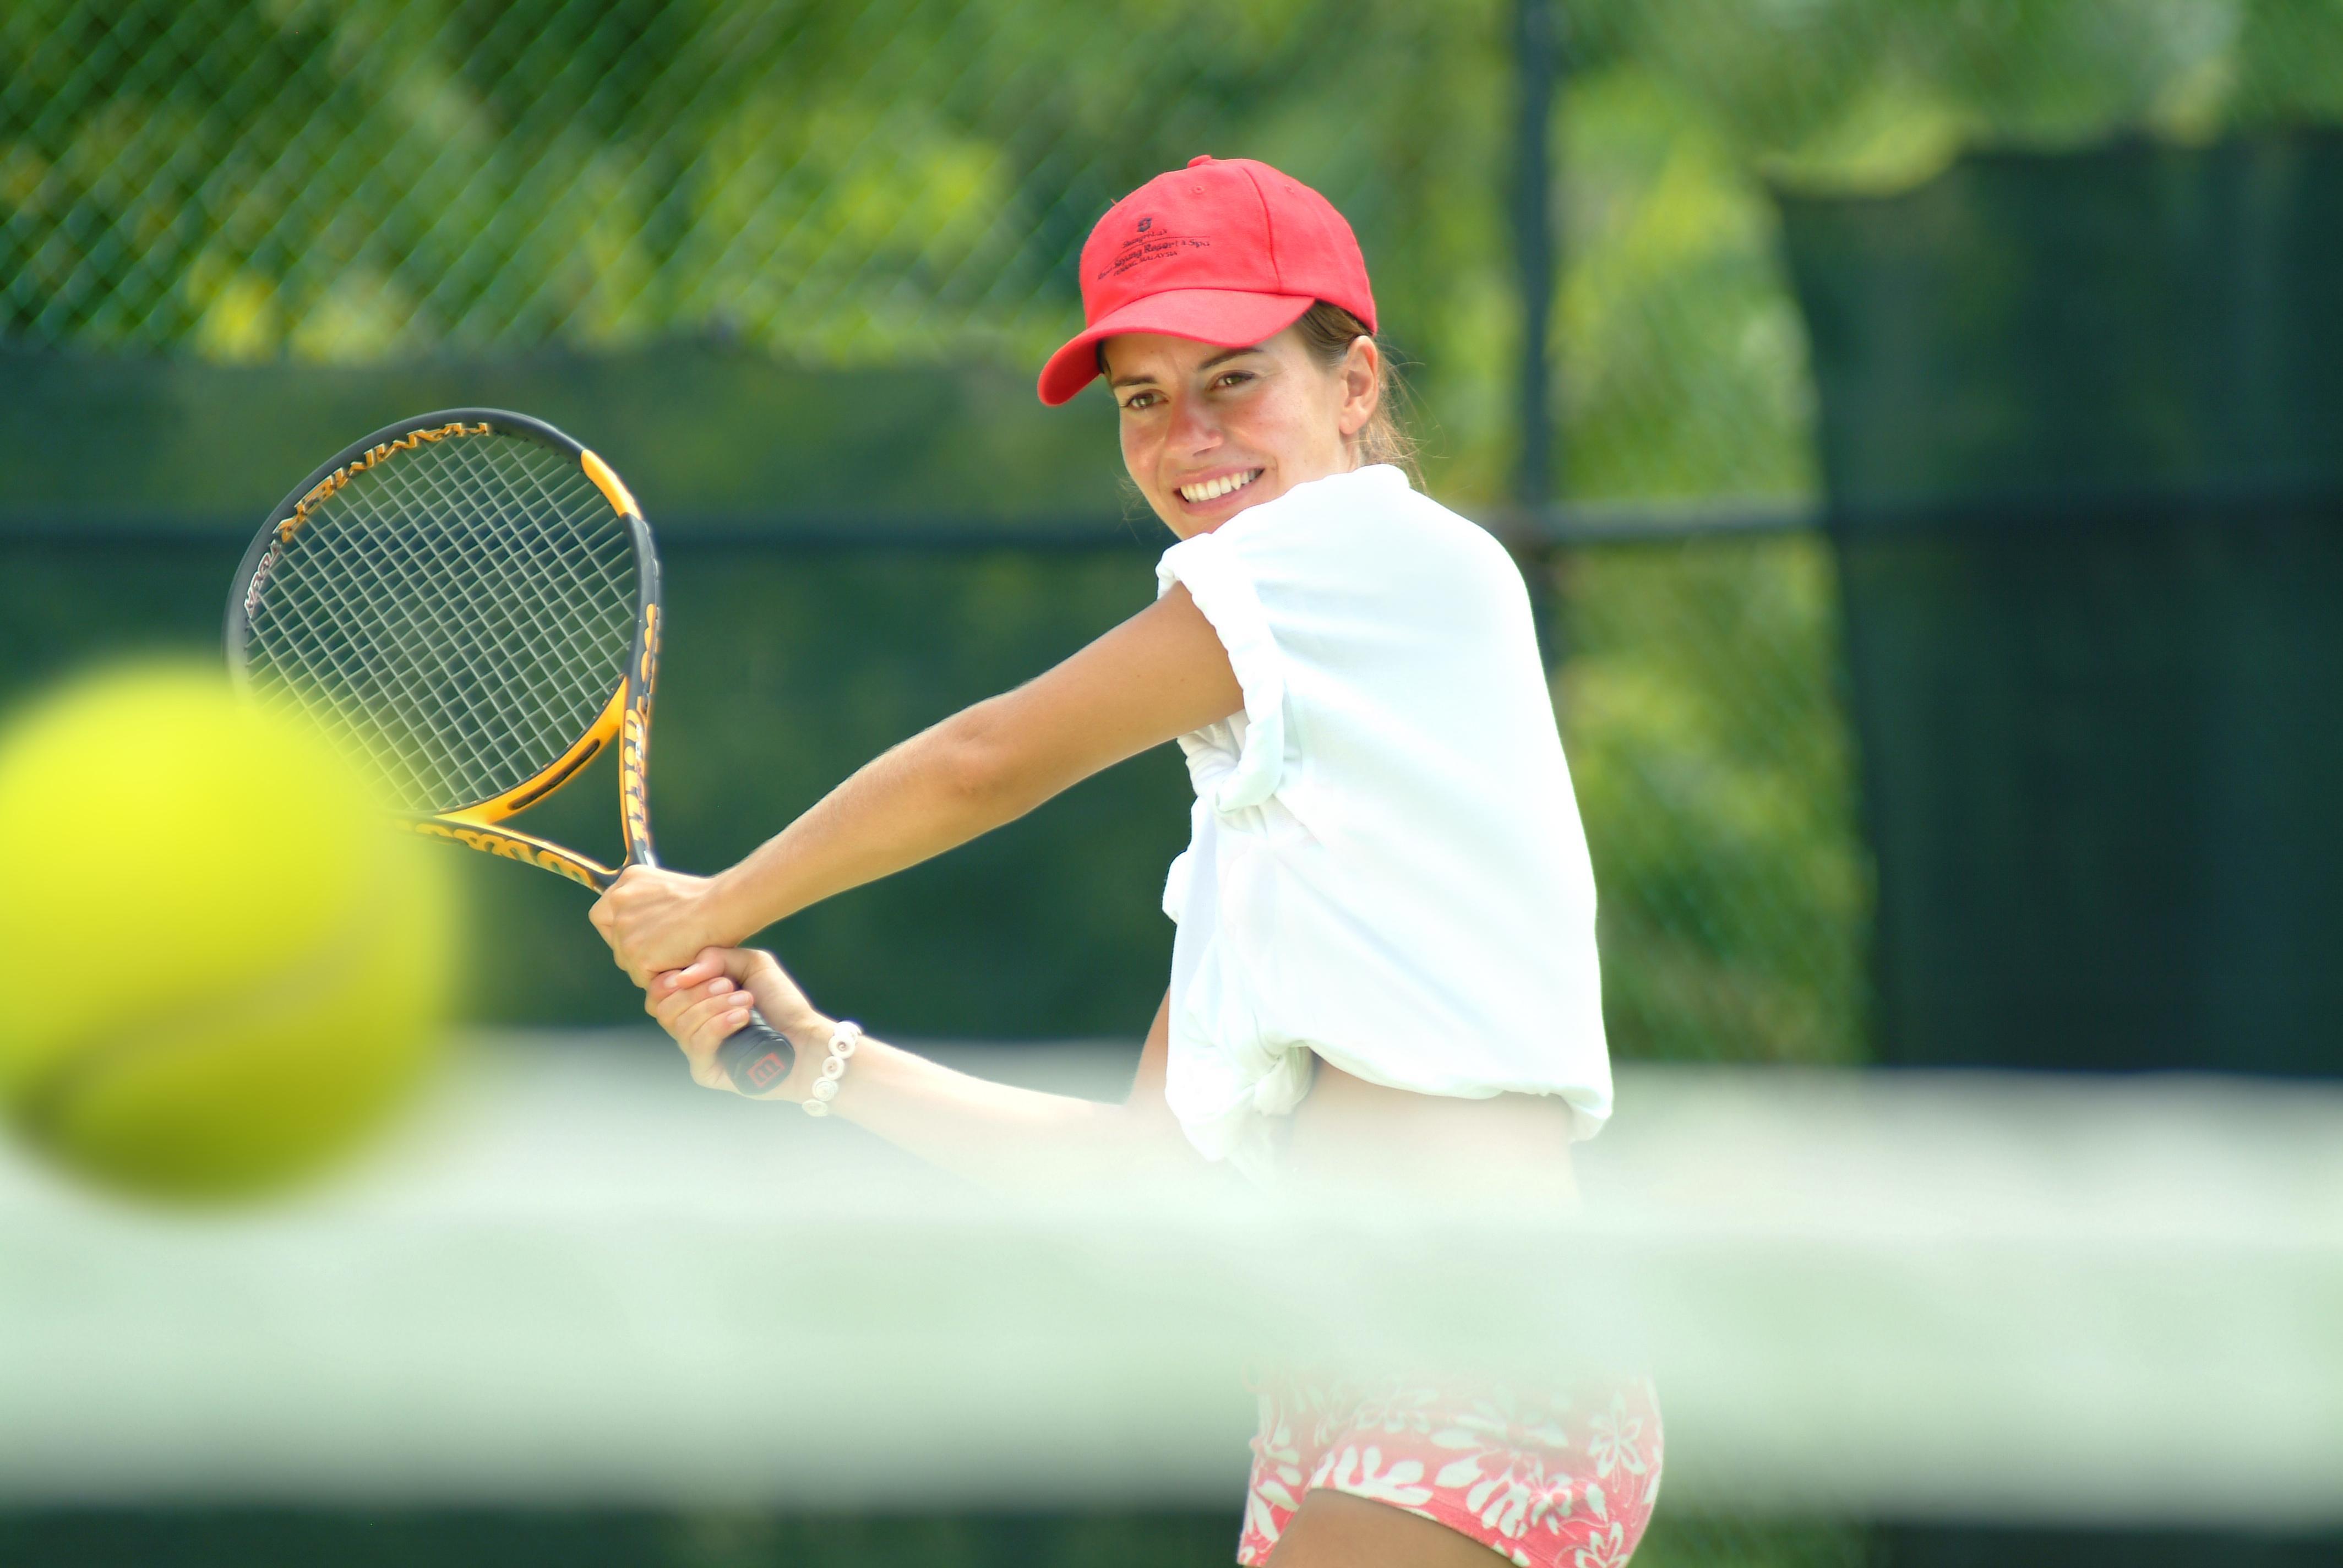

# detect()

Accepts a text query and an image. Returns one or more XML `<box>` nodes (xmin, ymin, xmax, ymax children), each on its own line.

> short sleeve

<box><xmin>1155</xmin><ymin>530</ymin><xmax>1287</xmax><ymax>812</ymax></box>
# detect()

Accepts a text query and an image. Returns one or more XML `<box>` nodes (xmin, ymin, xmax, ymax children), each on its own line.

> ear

<box><xmin>1336</xmin><ymin>334</ymin><xmax>1381</xmax><ymax>439</ymax></box>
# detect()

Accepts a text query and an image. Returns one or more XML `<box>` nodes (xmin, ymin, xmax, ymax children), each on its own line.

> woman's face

<box><xmin>1103</xmin><ymin>325</ymin><xmax>1380</xmax><ymax>539</ymax></box>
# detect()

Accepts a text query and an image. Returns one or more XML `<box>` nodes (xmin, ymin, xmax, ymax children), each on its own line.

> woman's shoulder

<box><xmin>1215</xmin><ymin>465</ymin><xmax>1512</xmax><ymax>579</ymax></box>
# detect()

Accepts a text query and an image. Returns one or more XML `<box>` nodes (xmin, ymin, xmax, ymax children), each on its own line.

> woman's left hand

<box><xmin>646</xmin><ymin>947</ymin><xmax>826</xmax><ymax>1099</ymax></box>
<box><xmin>589</xmin><ymin>865</ymin><xmax>734</xmax><ymax>983</ymax></box>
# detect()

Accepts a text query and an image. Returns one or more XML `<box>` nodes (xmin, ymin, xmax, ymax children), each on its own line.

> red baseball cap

<box><xmin>1036</xmin><ymin>155</ymin><xmax>1377</xmax><ymax>406</ymax></box>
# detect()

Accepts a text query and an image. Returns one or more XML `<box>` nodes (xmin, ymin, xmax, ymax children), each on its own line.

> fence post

<box><xmin>1510</xmin><ymin>0</ymin><xmax>1566</xmax><ymax>669</ymax></box>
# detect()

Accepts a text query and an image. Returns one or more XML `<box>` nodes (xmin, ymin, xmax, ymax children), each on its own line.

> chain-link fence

<box><xmin>1555</xmin><ymin>529</ymin><xmax>1867</xmax><ymax>1066</ymax></box>
<box><xmin>0</xmin><ymin>0</ymin><xmax>1877</xmax><ymax>1067</ymax></box>
<box><xmin>15</xmin><ymin>2</ymin><xmax>2333</xmax><ymax>1076</ymax></box>
<box><xmin>0</xmin><ymin>0</ymin><xmax>1479</xmax><ymax>395</ymax></box>
<box><xmin>13</xmin><ymin>0</ymin><xmax>2343</xmax><ymax>490</ymax></box>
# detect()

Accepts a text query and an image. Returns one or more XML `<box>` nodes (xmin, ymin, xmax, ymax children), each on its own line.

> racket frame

<box><xmin>227</xmin><ymin>409</ymin><xmax>800</xmax><ymax>1097</ymax></box>
<box><xmin>225</xmin><ymin>409</ymin><xmax>656</xmax><ymax>891</ymax></box>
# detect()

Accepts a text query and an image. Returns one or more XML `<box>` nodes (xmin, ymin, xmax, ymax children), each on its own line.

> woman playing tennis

<box><xmin>593</xmin><ymin>155</ymin><xmax>1660</xmax><ymax>1566</ymax></box>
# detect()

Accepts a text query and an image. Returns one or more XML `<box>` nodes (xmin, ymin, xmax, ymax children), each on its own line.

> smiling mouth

<box><xmin>1177</xmin><ymin>469</ymin><xmax>1263</xmax><ymax>505</ymax></box>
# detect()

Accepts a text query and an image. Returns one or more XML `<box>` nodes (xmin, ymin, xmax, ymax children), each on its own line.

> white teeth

<box><xmin>1180</xmin><ymin>469</ymin><xmax>1259</xmax><ymax>504</ymax></box>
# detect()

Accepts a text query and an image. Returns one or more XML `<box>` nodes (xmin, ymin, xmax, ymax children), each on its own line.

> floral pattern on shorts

<box><xmin>1237</xmin><ymin>1369</ymin><xmax>1661</xmax><ymax>1567</ymax></box>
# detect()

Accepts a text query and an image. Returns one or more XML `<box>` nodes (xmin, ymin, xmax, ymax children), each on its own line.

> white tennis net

<box><xmin>3</xmin><ymin>1039</ymin><xmax>2337</xmax><ymax>1523</ymax></box>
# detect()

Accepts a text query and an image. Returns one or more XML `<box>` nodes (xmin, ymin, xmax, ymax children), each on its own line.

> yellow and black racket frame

<box><xmin>227</xmin><ymin>409</ymin><xmax>798</xmax><ymax>1095</ymax></box>
<box><xmin>227</xmin><ymin>409</ymin><xmax>659</xmax><ymax>891</ymax></box>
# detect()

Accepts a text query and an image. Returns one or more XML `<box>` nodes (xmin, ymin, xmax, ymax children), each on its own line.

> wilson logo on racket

<box><xmin>282</xmin><ymin>421</ymin><xmax>489</xmax><ymax>540</ymax></box>
<box><xmin>227</xmin><ymin>409</ymin><xmax>798</xmax><ymax>1092</ymax></box>
<box><xmin>409</xmin><ymin>821</ymin><xmax>602</xmax><ymax>889</ymax></box>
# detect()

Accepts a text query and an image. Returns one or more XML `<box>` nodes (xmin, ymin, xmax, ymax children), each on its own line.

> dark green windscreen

<box><xmin>0</xmin><ymin>342</ymin><xmax>1133</xmax><ymax>539</ymax></box>
<box><xmin>1781</xmin><ymin>134</ymin><xmax>2343</xmax><ymax>1076</ymax></box>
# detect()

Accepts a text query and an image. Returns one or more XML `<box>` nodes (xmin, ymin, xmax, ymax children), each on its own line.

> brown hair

<box><xmin>1291</xmin><ymin>300</ymin><xmax>1420</xmax><ymax>485</ymax></box>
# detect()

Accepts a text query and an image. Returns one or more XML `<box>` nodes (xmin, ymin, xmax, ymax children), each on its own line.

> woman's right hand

<box><xmin>646</xmin><ymin>946</ymin><xmax>830</xmax><ymax>1098</ymax></box>
<box><xmin>591</xmin><ymin>866</ymin><xmax>738</xmax><ymax>986</ymax></box>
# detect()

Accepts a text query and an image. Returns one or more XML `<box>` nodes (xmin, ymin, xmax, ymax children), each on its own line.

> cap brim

<box><xmin>1036</xmin><ymin>289</ymin><xmax>1318</xmax><ymax>406</ymax></box>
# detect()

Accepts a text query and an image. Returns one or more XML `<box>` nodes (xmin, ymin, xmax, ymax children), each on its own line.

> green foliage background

<box><xmin>13</xmin><ymin>1</ymin><xmax>2342</xmax><ymax>1063</ymax></box>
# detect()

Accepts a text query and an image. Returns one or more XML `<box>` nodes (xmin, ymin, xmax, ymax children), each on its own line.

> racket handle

<box><xmin>717</xmin><ymin>1017</ymin><xmax>798</xmax><ymax>1098</ymax></box>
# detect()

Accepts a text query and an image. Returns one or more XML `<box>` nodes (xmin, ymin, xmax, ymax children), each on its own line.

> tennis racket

<box><xmin>225</xmin><ymin>409</ymin><xmax>797</xmax><ymax>1096</ymax></box>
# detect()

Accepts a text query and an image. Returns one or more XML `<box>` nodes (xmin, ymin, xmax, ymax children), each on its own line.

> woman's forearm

<box><xmin>739</xmin><ymin>977</ymin><xmax>1205</xmax><ymax>1195</ymax></box>
<box><xmin>701</xmin><ymin>590</ymin><xmax>1241</xmax><ymax>945</ymax></box>
<box><xmin>708</xmin><ymin>702</ymin><xmax>1045</xmax><ymax>940</ymax></box>
<box><xmin>800</xmin><ymin>1029</ymin><xmax>1208</xmax><ymax>1195</ymax></box>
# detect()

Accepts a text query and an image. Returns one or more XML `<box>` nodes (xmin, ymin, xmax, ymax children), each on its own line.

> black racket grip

<box><xmin>716</xmin><ymin>1018</ymin><xmax>798</xmax><ymax>1097</ymax></box>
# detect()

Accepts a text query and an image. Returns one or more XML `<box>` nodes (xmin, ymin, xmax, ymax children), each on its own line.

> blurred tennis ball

<box><xmin>0</xmin><ymin>662</ymin><xmax>456</xmax><ymax>1201</ymax></box>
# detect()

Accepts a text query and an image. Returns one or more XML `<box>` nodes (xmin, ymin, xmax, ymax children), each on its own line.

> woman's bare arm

<box><xmin>592</xmin><ymin>584</ymin><xmax>1241</xmax><ymax>980</ymax></box>
<box><xmin>653</xmin><ymin>949</ymin><xmax>1204</xmax><ymax>1195</ymax></box>
<box><xmin>802</xmin><ymin>986</ymin><xmax>1200</xmax><ymax>1193</ymax></box>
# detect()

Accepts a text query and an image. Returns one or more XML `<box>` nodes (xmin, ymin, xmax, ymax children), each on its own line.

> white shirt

<box><xmin>1154</xmin><ymin>464</ymin><xmax>1611</xmax><ymax>1180</ymax></box>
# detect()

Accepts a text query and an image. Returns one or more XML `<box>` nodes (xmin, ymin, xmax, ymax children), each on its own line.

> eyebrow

<box><xmin>1108</xmin><ymin>344</ymin><xmax>1261</xmax><ymax>390</ymax></box>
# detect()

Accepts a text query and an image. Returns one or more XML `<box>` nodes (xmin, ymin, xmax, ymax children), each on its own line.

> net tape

<box><xmin>239</xmin><ymin>430</ymin><xmax>636</xmax><ymax>813</ymax></box>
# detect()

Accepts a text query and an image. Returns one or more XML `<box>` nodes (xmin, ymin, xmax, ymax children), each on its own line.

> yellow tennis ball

<box><xmin>0</xmin><ymin>662</ymin><xmax>456</xmax><ymax>1200</ymax></box>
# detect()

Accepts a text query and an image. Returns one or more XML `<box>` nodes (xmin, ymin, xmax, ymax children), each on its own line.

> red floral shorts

<box><xmin>1237</xmin><ymin>1369</ymin><xmax>1663</xmax><ymax>1567</ymax></box>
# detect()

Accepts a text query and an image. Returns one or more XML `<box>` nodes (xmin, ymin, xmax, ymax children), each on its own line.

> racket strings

<box><xmin>240</xmin><ymin>431</ymin><xmax>637</xmax><ymax>813</ymax></box>
<box><xmin>260</xmin><ymin>461</ymin><xmax>628</xmax><ymax>808</ymax></box>
<box><xmin>300</xmin><ymin>438</ymin><xmax>629</xmax><ymax>798</ymax></box>
<box><xmin>296</xmin><ymin>460</ymin><xmax>598</xmax><ymax>793</ymax></box>
<box><xmin>335</xmin><ymin>439</ymin><xmax>624</xmax><ymax>767</ymax></box>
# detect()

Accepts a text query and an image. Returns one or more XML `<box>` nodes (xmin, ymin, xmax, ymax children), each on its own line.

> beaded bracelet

<box><xmin>801</xmin><ymin>1020</ymin><xmax>864</xmax><ymax>1117</ymax></box>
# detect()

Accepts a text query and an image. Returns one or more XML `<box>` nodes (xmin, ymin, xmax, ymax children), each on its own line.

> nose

<box><xmin>1165</xmin><ymin>387</ymin><xmax>1221</xmax><ymax>454</ymax></box>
